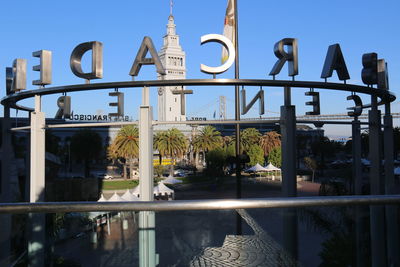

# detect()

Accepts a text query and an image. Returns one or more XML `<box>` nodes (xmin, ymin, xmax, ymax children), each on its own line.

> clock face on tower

<box><xmin>158</xmin><ymin>88</ymin><xmax>163</xmax><ymax>96</ymax></box>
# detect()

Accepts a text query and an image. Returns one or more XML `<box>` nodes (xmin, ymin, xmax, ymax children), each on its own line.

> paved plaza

<box><xmin>190</xmin><ymin>209</ymin><xmax>297</xmax><ymax>266</ymax></box>
<box><xmin>54</xmin><ymin>181</ymin><xmax>325</xmax><ymax>266</ymax></box>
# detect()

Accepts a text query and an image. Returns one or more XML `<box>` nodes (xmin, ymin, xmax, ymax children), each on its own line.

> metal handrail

<box><xmin>1</xmin><ymin>195</ymin><xmax>399</xmax><ymax>214</ymax></box>
<box><xmin>1</xmin><ymin>79</ymin><xmax>396</xmax><ymax>112</ymax></box>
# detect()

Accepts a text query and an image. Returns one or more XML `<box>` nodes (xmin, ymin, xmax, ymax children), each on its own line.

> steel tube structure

<box><xmin>10</xmin><ymin>120</ymin><xmax>370</xmax><ymax>132</ymax></box>
<box><xmin>1</xmin><ymin>69</ymin><xmax>397</xmax><ymax>267</ymax></box>
<box><xmin>1</xmin><ymin>79</ymin><xmax>395</xmax><ymax>112</ymax></box>
<box><xmin>1</xmin><ymin>195</ymin><xmax>400</xmax><ymax>214</ymax></box>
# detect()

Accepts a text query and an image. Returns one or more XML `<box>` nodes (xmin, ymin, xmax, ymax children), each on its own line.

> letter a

<box><xmin>129</xmin><ymin>36</ymin><xmax>166</xmax><ymax>78</ymax></box>
<box><xmin>321</xmin><ymin>44</ymin><xmax>350</xmax><ymax>81</ymax></box>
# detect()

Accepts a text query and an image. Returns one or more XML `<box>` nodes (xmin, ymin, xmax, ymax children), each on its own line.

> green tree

<box><xmin>259</xmin><ymin>131</ymin><xmax>281</xmax><ymax>157</ymax></box>
<box><xmin>108</xmin><ymin>125</ymin><xmax>139</xmax><ymax>179</ymax></box>
<box><xmin>232</xmin><ymin>128</ymin><xmax>261</xmax><ymax>153</ymax></box>
<box><xmin>247</xmin><ymin>144</ymin><xmax>264</xmax><ymax>166</ymax></box>
<box><xmin>154</xmin><ymin>128</ymin><xmax>188</xmax><ymax>175</ymax></box>
<box><xmin>205</xmin><ymin>148</ymin><xmax>227</xmax><ymax>175</ymax></box>
<box><xmin>154</xmin><ymin>165</ymin><xmax>166</xmax><ymax>178</ymax></box>
<box><xmin>268</xmin><ymin>146</ymin><xmax>282</xmax><ymax>168</ymax></box>
<box><xmin>222</xmin><ymin>135</ymin><xmax>233</xmax><ymax>149</ymax></box>
<box><xmin>71</xmin><ymin>129</ymin><xmax>103</xmax><ymax>177</ymax></box>
<box><xmin>304</xmin><ymin>156</ymin><xmax>318</xmax><ymax>182</ymax></box>
<box><xmin>192</xmin><ymin>126</ymin><xmax>223</xmax><ymax>165</ymax></box>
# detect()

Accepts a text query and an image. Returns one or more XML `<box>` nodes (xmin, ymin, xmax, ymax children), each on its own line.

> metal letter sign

<box><xmin>269</xmin><ymin>38</ymin><xmax>298</xmax><ymax>77</ymax></box>
<box><xmin>32</xmin><ymin>50</ymin><xmax>52</xmax><ymax>86</ymax></box>
<box><xmin>172</xmin><ymin>88</ymin><xmax>193</xmax><ymax>115</ymax></box>
<box><xmin>200</xmin><ymin>34</ymin><xmax>235</xmax><ymax>74</ymax></box>
<box><xmin>109</xmin><ymin>92</ymin><xmax>124</xmax><ymax>117</ymax></box>
<box><xmin>321</xmin><ymin>44</ymin><xmax>350</xmax><ymax>81</ymax></box>
<box><xmin>241</xmin><ymin>87</ymin><xmax>265</xmax><ymax>115</ymax></box>
<box><xmin>129</xmin><ymin>36</ymin><xmax>166</xmax><ymax>78</ymax></box>
<box><xmin>361</xmin><ymin>53</ymin><xmax>378</xmax><ymax>85</ymax></box>
<box><xmin>11</xmin><ymin>59</ymin><xmax>27</xmax><ymax>92</ymax></box>
<box><xmin>55</xmin><ymin>96</ymin><xmax>71</xmax><ymax>119</ymax></box>
<box><xmin>377</xmin><ymin>59</ymin><xmax>389</xmax><ymax>89</ymax></box>
<box><xmin>70</xmin><ymin>41</ymin><xmax>103</xmax><ymax>80</ymax></box>
<box><xmin>305</xmin><ymin>90</ymin><xmax>320</xmax><ymax>115</ymax></box>
<box><xmin>347</xmin><ymin>94</ymin><xmax>363</xmax><ymax>117</ymax></box>
<box><xmin>6</xmin><ymin>67</ymin><xmax>13</xmax><ymax>95</ymax></box>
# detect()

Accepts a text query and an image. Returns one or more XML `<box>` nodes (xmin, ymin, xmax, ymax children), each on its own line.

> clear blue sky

<box><xmin>1</xmin><ymin>0</ymin><xmax>399</xmax><ymax>137</ymax></box>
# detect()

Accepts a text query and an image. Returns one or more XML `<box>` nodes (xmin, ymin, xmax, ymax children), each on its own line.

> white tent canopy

<box><xmin>122</xmin><ymin>189</ymin><xmax>139</xmax><ymax>201</ymax></box>
<box><xmin>131</xmin><ymin>182</ymin><xmax>175</xmax><ymax>199</ymax></box>
<box><xmin>108</xmin><ymin>192</ymin><xmax>125</xmax><ymax>202</ymax></box>
<box><xmin>164</xmin><ymin>176</ymin><xmax>183</xmax><ymax>184</ymax></box>
<box><xmin>246</xmin><ymin>163</ymin><xmax>268</xmax><ymax>172</ymax></box>
<box><xmin>131</xmin><ymin>185</ymin><xmax>141</xmax><ymax>197</ymax></box>
<box><xmin>155</xmin><ymin>182</ymin><xmax>174</xmax><ymax>196</ymax></box>
<box><xmin>97</xmin><ymin>194</ymin><xmax>107</xmax><ymax>202</ymax></box>
<box><xmin>265</xmin><ymin>163</ymin><xmax>281</xmax><ymax>171</ymax></box>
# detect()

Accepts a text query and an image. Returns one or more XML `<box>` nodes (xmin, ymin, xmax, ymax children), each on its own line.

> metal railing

<box><xmin>1</xmin><ymin>195</ymin><xmax>400</xmax><ymax>214</ymax></box>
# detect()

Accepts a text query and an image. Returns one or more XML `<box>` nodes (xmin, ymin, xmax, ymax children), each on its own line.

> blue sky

<box><xmin>1</xmin><ymin>0</ymin><xmax>399</xmax><ymax>137</ymax></box>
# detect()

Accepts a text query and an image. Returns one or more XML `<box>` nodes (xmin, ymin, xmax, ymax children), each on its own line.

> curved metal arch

<box><xmin>1</xmin><ymin>79</ymin><xmax>396</xmax><ymax>111</ymax></box>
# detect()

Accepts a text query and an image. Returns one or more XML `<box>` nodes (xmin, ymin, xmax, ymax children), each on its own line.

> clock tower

<box><xmin>157</xmin><ymin>14</ymin><xmax>187</xmax><ymax>121</ymax></box>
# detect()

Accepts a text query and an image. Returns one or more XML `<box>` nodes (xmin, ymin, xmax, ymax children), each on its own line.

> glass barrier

<box><xmin>1</xmin><ymin>203</ymin><xmax>399</xmax><ymax>266</ymax></box>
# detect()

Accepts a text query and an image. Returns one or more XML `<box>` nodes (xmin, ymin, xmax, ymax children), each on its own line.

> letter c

<box><xmin>200</xmin><ymin>34</ymin><xmax>235</xmax><ymax>74</ymax></box>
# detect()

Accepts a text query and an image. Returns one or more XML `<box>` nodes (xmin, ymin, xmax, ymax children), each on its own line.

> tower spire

<box><xmin>170</xmin><ymin>0</ymin><xmax>173</xmax><ymax>16</ymax></box>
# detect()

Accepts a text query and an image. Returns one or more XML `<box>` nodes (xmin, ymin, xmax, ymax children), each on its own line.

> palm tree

<box><xmin>222</xmin><ymin>135</ymin><xmax>233</xmax><ymax>148</ymax></box>
<box><xmin>108</xmin><ymin>125</ymin><xmax>139</xmax><ymax>179</ymax></box>
<box><xmin>192</xmin><ymin>126</ymin><xmax>223</xmax><ymax>166</ymax></box>
<box><xmin>154</xmin><ymin>128</ymin><xmax>188</xmax><ymax>175</ymax></box>
<box><xmin>232</xmin><ymin>128</ymin><xmax>261</xmax><ymax>153</ymax></box>
<box><xmin>259</xmin><ymin>131</ymin><xmax>281</xmax><ymax>157</ymax></box>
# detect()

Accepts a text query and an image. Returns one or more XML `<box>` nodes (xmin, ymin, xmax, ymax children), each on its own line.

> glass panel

<box><xmin>0</xmin><ymin>212</ymin><xmax>140</xmax><ymax>266</ymax></box>
<box><xmin>1</xmin><ymin>204</ymin><xmax>399</xmax><ymax>266</ymax></box>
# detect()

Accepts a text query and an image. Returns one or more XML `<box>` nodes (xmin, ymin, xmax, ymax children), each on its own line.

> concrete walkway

<box><xmin>190</xmin><ymin>209</ymin><xmax>298</xmax><ymax>267</ymax></box>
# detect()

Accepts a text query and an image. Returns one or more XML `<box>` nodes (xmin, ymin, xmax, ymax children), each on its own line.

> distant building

<box><xmin>157</xmin><ymin>14</ymin><xmax>187</xmax><ymax>122</ymax></box>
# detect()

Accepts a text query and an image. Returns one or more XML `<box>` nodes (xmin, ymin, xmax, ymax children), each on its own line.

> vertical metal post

<box><xmin>352</xmin><ymin>119</ymin><xmax>362</xmax><ymax>195</ymax></box>
<box><xmin>352</xmin><ymin>118</ymin><xmax>365</xmax><ymax>267</ymax></box>
<box><xmin>383</xmin><ymin>102</ymin><xmax>399</xmax><ymax>266</ymax></box>
<box><xmin>0</xmin><ymin>101</ymin><xmax>12</xmax><ymax>266</ymax></box>
<box><xmin>30</xmin><ymin>95</ymin><xmax>45</xmax><ymax>202</ymax></box>
<box><xmin>233</xmin><ymin>0</ymin><xmax>242</xmax><ymax>235</ymax></box>
<box><xmin>106</xmin><ymin>213</ymin><xmax>111</xmax><ymax>235</ymax></box>
<box><xmin>29</xmin><ymin>95</ymin><xmax>46</xmax><ymax>267</ymax></box>
<box><xmin>139</xmin><ymin>86</ymin><xmax>157</xmax><ymax>267</ymax></box>
<box><xmin>368</xmin><ymin>95</ymin><xmax>387</xmax><ymax>267</ymax></box>
<box><xmin>280</xmin><ymin>86</ymin><xmax>297</xmax><ymax>261</ymax></box>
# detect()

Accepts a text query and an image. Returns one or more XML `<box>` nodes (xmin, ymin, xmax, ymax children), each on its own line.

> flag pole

<box><xmin>233</xmin><ymin>0</ymin><xmax>242</xmax><ymax>235</ymax></box>
<box><xmin>234</xmin><ymin>0</ymin><xmax>239</xmax><ymax>79</ymax></box>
